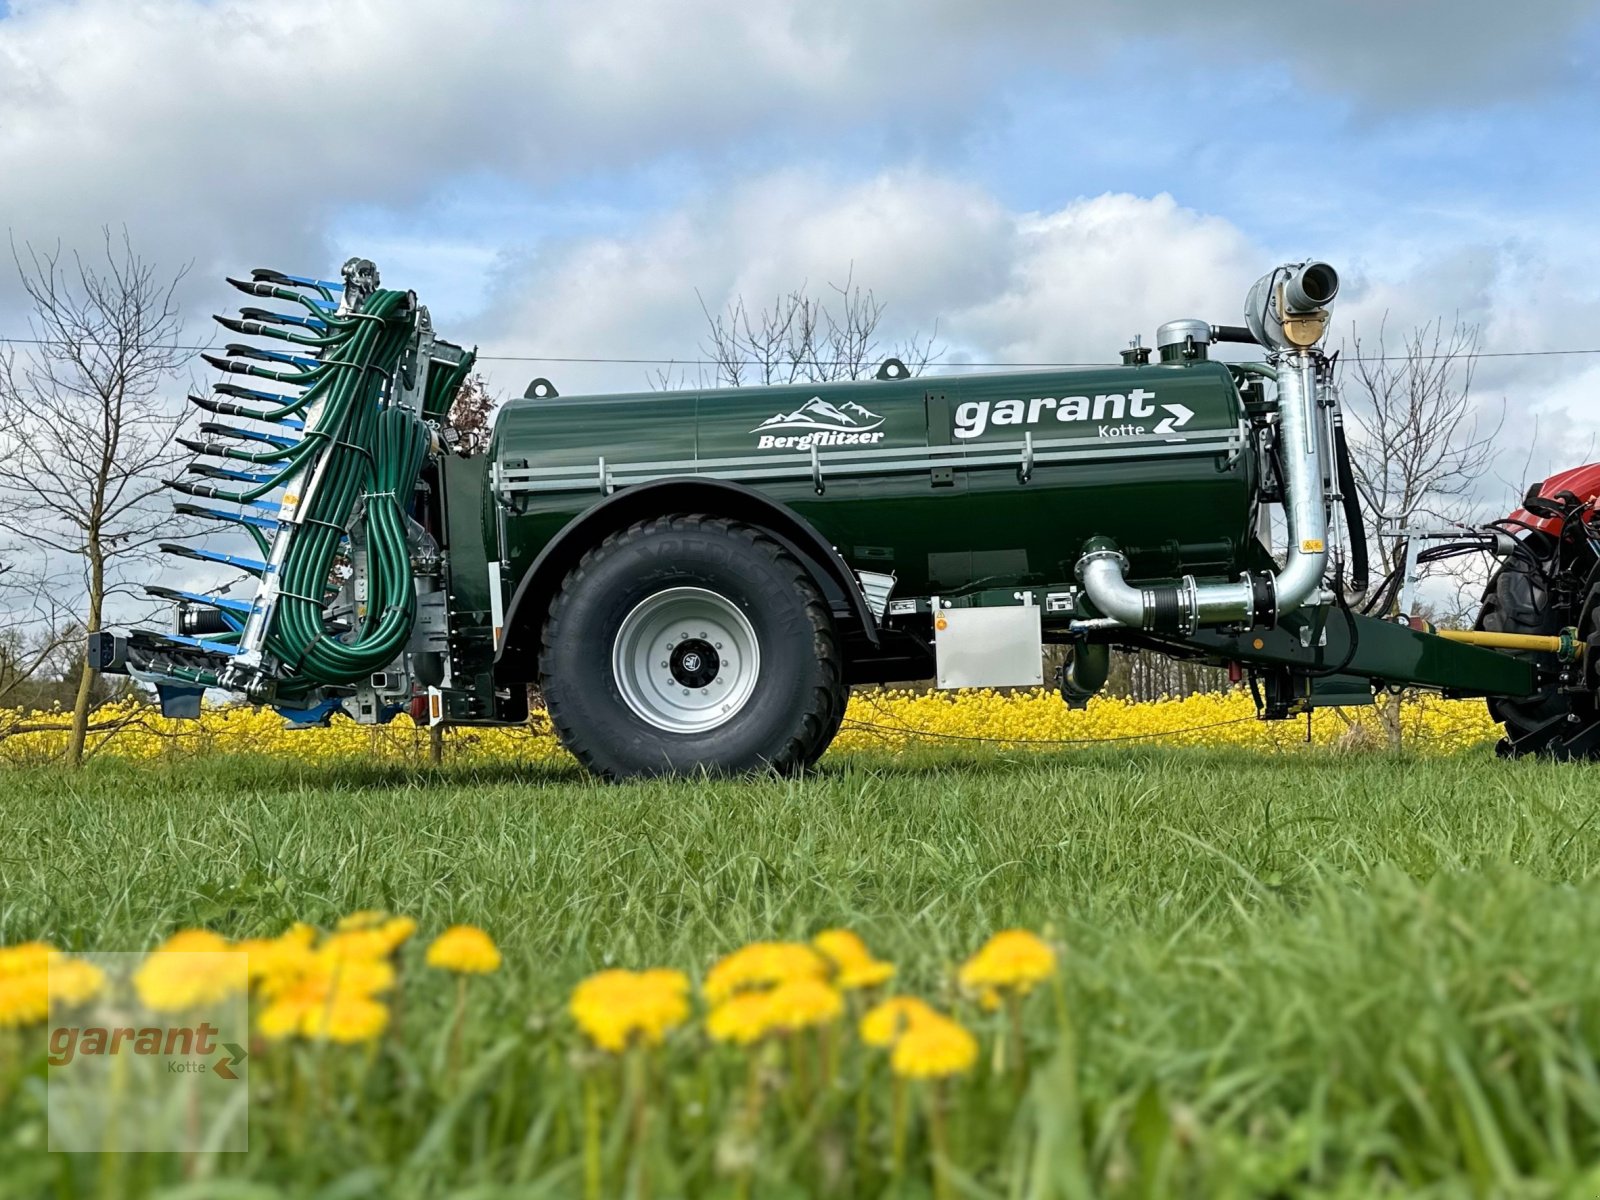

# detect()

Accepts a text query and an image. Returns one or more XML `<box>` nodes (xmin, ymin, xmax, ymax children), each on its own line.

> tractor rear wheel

<box><xmin>540</xmin><ymin>515</ymin><xmax>848</xmax><ymax>779</ymax></box>
<box><xmin>1479</xmin><ymin>558</ymin><xmax>1600</xmax><ymax>759</ymax></box>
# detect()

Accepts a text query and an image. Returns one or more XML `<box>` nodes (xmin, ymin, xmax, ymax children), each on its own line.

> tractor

<box><xmin>88</xmin><ymin>257</ymin><xmax>1600</xmax><ymax>776</ymax></box>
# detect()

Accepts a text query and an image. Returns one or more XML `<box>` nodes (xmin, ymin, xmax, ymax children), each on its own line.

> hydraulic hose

<box><xmin>152</xmin><ymin>261</ymin><xmax>478</xmax><ymax>699</ymax></box>
<box><xmin>262</xmin><ymin>288</ymin><xmax>426</xmax><ymax>687</ymax></box>
<box><xmin>1332</xmin><ymin>415</ymin><xmax>1369</xmax><ymax>594</ymax></box>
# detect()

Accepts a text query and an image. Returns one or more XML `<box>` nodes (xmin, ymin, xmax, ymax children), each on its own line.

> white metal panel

<box><xmin>933</xmin><ymin>604</ymin><xmax>1044</xmax><ymax>689</ymax></box>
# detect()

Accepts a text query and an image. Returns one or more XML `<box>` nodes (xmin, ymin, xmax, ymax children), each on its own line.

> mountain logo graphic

<box><xmin>751</xmin><ymin>396</ymin><xmax>885</xmax><ymax>435</ymax></box>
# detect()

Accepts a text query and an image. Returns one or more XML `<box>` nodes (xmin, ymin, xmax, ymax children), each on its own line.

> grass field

<box><xmin>6</xmin><ymin>745</ymin><xmax>1600</xmax><ymax>1197</ymax></box>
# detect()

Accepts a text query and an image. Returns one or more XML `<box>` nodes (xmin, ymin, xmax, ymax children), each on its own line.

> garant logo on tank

<box><xmin>952</xmin><ymin>389</ymin><xmax>1195</xmax><ymax>440</ymax></box>
<box><xmin>753</xmin><ymin>396</ymin><xmax>886</xmax><ymax>450</ymax></box>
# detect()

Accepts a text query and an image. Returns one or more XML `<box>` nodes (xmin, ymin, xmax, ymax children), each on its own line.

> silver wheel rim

<box><xmin>612</xmin><ymin>587</ymin><xmax>761</xmax><ymax>733</ymax></box>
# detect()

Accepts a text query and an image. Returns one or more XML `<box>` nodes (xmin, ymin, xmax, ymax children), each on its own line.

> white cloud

<box><xmin>0</xmin><ymin>0</ymin><xmax>1590</xmax><ymax>309</ymax></box>
<box><xmin>470</xmin><ymin>169</ymin><xmax>1600</xmax><ymax>524</ymax></box>
<box><xmin>469</xmin><ymin>179</ymin><xmax>1265</xmax><ymax>395</ymax></box>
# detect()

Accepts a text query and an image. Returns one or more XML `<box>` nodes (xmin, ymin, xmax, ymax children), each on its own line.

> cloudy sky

<box><xmin>3</xmin><ymin>0</ymin><xmax>1599</xmax><ymax>501</ymax></box>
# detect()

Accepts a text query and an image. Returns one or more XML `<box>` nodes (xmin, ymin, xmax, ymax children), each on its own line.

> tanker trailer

<box><xmin>87</xmin><ymin>257</ymin><xmax>1598</xmax><ymax>776</ymax></box>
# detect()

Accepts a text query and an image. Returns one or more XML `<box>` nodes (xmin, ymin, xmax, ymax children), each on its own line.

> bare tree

<box><xmin>1340</xmin><ymin>315</ymin><xmax>1502</xmax><ymax>742</ymax></box>
<box><xmin>0</xmin><ymin>231</ymin><xmax>190</xmax><ymax>766</ymax></box>
<box><xmin>661</xmin><ymin>267</ymin><xmax>941</xmax><ymax>390</ymax></box>
<box><xmin>447</xmin><ymin>373</ymin><xmax>498</xmax><ymax>456</ymax></box>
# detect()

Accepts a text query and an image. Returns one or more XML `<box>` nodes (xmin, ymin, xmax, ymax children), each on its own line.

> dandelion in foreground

<box><xmin>426</xmin><ymin>925</ymin><xmax>503</xmax><ymax>1074</ymax></box>
<box><xmin>860</xmin><ymin>995</ymin><xmax>938</xmax><ymax>1047</ymax></box>
<box><xmin>258</xmin><ymin>954</ymin><xmax>394</xmax><ymax>1043</ymax></box>
<box><xmin>890</xmin><ymin>1012</ymin><xmax>978</xmax><ymax>1079</ymax></box>
<box><xmin>260</xmin><ymin>986</ymin><xmax>390</xmax><ymax>1043</ymax></box>
<box><xmin>959</xmin><ymin>929</ymin><xmax>1058</xmax><ymax>1077</ymax></box>
<box><xmin>812</xmin><ymin>929</ymin><xmax>896</xmax><ymax>990</ymax></box>
<box><xmin>890</xmin><ymin>1011</ymin><xmax>977</xmax><ymax>1200</ymax></box>
<box><xmin>706</xmin><ymin>990</ymin><xmax>774</xmax><ymax>1046</ymax></box>
<box><xmin>702</xmin><ymin>941</ymin><xmax>827</xmax><ymax>1004</ymax></box>
<box><xmin>323</xmin><ymin>915</ymin><xmax>418</xmax><ymax>962</ymax></box>
<box><xmin>956</xmin><ymin>929</ymin><xmax>1057</xmax><ymax>996</ymax></box>
<box><xmin>46</xmin><ymin>954</ymin><xmax>105</xmax><ymax>1006</ymax></box>
<box><xmin>0</xmin><ymin>942</ymin><xmax>53</xmax><ymax>979</ymax></box>
<box><xmin>0</xmin><ymin>967</ymin><xmax>48</xmax><ymax>1029</ymax></box>
<box><xmin>425</xmin><ymin>925</ymin><xmax>502</xmax><ymax>974</ymax></box>
<box><xmin>134</xmin><ymin>929</ymin><xmax>246</xmax><ymax>1011</ymax></box>
<box><xmin>237</xmin><ymin>924</ymin><xmax>317</xmax><ymax>985</ymax></box>
<box><xmin>569</xmin><ymin>968</ymin><xmax>691</xmax><ymax>1052</ymax></box>
<box><xmin>761</xmin><ymin>977</ymin><xmax>843</xmax><ymax>1033</ymax></box>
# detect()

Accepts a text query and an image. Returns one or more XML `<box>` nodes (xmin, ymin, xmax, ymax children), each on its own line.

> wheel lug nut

<box><xmin>715</xmin><ymin>642</ymin><xmax>722</xmax><ymax>649</ymax></box>
<box><xmin>660</xmin><ymin>660</ymin><xmax>668</xmax><ymax>668</ymax></box>
<box><xmin>682</xmin><ymin>688</ymin><xmax>690</xmax><ymax>696</ymax></box>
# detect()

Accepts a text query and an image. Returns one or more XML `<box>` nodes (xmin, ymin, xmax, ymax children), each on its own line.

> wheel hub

<box><xmin>612</xmin><ymin>587</ymin><xmax>760</xmax><ymax>733</ymax></box>
<box><xmin>670</xmin><ymin>638</ymin><xmax>719</xmax><ymax>688</ymax></box>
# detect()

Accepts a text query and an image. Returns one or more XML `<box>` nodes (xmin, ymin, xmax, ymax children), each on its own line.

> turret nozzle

<box><xmin>1282</xmin><ymin>261</ymin><xmax>1338</xmax><ymax>313</ymax></box>
<box><xmin>1245</xmin><ymin>260</ymin><xmax>1340</xmax><ymax>351</ymax></box>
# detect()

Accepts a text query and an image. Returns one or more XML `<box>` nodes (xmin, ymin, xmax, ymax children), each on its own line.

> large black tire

<box><xmin>1480</xmin><ymin>556</ymin><xmax>1600</xmax><ymax>759</ymax></box>
<box><xmin>540</xmin><ymin>515</ymin><xmax>848</xmax><ymax>779</ymax></box>
<box><xmin>1479</xmin><ymin>557</ymin><xmax>1564</xmax><ymax>740</ymax></box>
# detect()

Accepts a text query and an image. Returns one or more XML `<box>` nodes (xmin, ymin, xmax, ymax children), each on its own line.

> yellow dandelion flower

<box><xmin>259</xmin><ymin>951</ymin><xmax>394</xmax><ymax>1003</ymax></box>
<box><xmin>762</xmin><ymin>977</ymin><xmax>843</xmax><ymax>1032</ymax></box>
<box><xmin>890</xmin><ymin>1013</ymin><xmax>978</xmax><ymax>1079</ymax></box>
<box><xmin>133</xmin><ymin>930</ymin><xmax>245</xmax><ymax>1011</ymax></box>
<box><xmin>837</xmin><ymin>957</ymin><xmax>895</xmax><ymax>989</ymax></box>
<box><xmin>237</xmin><ymin>927</ymin><xmax>318</xmax><ymax>985</ymax></box>
<box><xmin>958</xmin><ymin>930</ymin><xmax>1057</xmax><ymax>997</ymax></box>
<box><xmin>300</xmin><ymin>995</ymin><xmax>390</xmax><ymax>1043</ymax></box>
<box><xmin>569</xmin><ymin>968</ymin><xmax>691</xmax><ymax>1052</ymax></box>
<box><xmin>812</xmin><ymin>929</ymin><xmax>896</xmax><ymax>990</ymax></box>
<box><xmin>379</xmin><ymin>915</ymin><xmax>417</xmax><ymax>951</ymax></box>
<box><xmin>320</xmin><ymin>928</ymin><xmax>395</xmax><ymax>962</ymax></box>
<box><xmin>703</xmin><ymin>941</ymin><xmax>827</xmax><ymax>1004</ymax></box>
<box><xmin>260</xmin><ymin>981</ymin><xmax>390</xmax><ymax>1043</ymax></box>
<box><xmin>425</xmin><ymin>925</ymin><xmax>501</xmax><ymax>974</ymax></box>
<box><xmin>706</xmin><ymin>991</ymin><xmax>775</xmax><ymax>1046</ymax></box>
<box><xmin>812</xmin><ymin>929</ymin><xmax>871</xmax><ymax>964</ymax></box>
<box><xmin>257</xmin><ymin>950</ymin><xmax>394</xmax><ymax>1042</ymax></box>
<box><xmin>0</xmin><ymin>941</ymin><xmax>53</xmax><ymax>978</ymax></box>
<box><xmin>0</xmin><ymin>970</ymin><xmax>48</xmax><ymax>1028</ymax></box>
<box><xmin>859</xmin><ymin>995</ymin><xmax>938</xmax><ymax>1048</ymax></box>
<box><xmin>46</xmin><ymin>954</ymin><xmax>105</xmax><ymax>1006</ymax></box>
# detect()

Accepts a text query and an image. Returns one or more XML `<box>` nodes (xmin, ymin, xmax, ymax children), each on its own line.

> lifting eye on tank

<box><xmin>524</xmin><ymin>377</ymin><xmax>559</xmax><ymax>399</ymax></box>
<box><xmin>875</xmin><ymin>358</ymin><xmax>907</xmax><ymax>381</ymax></box>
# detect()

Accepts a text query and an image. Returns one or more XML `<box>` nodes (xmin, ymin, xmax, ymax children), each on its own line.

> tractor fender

<box><xmin>494</xmin><ymin>477</ymin><xmax>880</xmax><ymax>678</ymax></box>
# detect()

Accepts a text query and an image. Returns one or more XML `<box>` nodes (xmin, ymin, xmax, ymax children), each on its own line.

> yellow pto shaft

<box><xmin>1436</xmin><ymin>629</ymin><xmax>1584</xmax><ymax>658</ymax></box>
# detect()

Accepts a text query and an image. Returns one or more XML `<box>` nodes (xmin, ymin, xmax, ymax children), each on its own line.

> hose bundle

<box><xmin>165</xmin><ymin>265</ymin><xmax>476</xmax><ymax>695</ymax></box>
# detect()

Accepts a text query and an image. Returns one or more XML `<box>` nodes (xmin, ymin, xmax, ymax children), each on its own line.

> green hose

<box><xmin>244</xmin><ymin>287</ymin><xmax>472</xmax><ymax>690</ymax></box>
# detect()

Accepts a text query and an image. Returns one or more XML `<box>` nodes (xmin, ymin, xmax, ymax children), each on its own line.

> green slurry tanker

<box><xmin>90</xmin><ymin>258</ymin><xmax>1600</xmax><ymax>777</ymax></box>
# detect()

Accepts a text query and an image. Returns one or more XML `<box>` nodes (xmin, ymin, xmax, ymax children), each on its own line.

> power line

<box><xmin>3</xmin><ymin>332</ymin><xmax>1600</xmax><ymax>367</ymax></box>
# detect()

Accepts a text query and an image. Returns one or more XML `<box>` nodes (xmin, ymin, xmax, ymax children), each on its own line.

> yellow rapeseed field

<box><xmin>0</xmin><ymin>688</ymin><xmax>1500</xmax><ymax>766</ymax></box>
